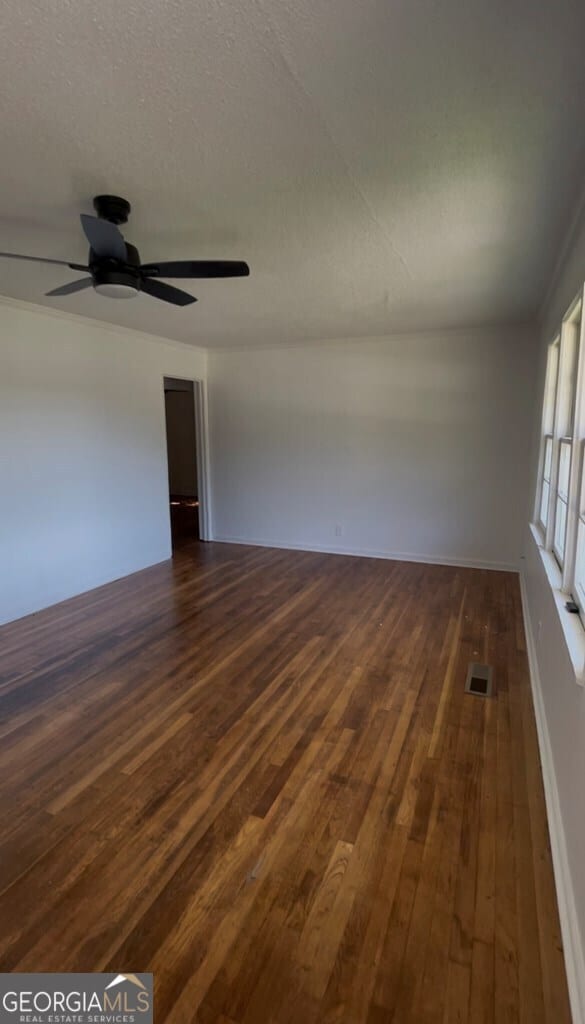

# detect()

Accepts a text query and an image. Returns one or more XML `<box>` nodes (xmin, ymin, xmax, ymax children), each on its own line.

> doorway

<box><xmin>163</xmin><ymin>377</ymin><xmax>200</xmax><ymax>549</ymax></box>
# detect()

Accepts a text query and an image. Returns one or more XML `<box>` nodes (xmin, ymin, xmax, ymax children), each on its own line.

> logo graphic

<box><xmin>105</xmin><ymin>974</ymin><xmax>147</xmax><ymax>991</ymax></box>
<box><xmin>0</xmin><ymin>972</ymin><xmax>153</xmax><ymax>1023</ymax></box>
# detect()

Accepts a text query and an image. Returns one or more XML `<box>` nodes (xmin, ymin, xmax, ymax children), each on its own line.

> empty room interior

<box><xmin>1</xmin><ymin>1</ymin><xmax>585</xmax><ymax>1022</ymax></box>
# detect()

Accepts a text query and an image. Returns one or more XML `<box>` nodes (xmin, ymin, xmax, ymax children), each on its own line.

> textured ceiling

<box><xmin>1</xmin><ymin>0</ymin><xmax>585</xmax><ymax>348</ymax></box>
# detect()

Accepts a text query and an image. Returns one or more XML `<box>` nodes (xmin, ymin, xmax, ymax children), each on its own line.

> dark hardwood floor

<box><xmin>0</xmin><ymin>542</ymin><xmax>571</xmax><ymax>1023</ymax></box>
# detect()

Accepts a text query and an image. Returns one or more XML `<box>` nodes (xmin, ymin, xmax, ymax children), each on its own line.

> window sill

<box><xmin>529</xmin><ymin>522</ymin><xmax>585</xmax><ymax>686</ymax></box>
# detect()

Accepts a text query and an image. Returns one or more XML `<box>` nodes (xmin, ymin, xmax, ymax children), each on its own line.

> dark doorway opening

<box><xmin>163</xmin><ymin>377</ymin><xmax>199</xmax><ymax>549</ymax></box>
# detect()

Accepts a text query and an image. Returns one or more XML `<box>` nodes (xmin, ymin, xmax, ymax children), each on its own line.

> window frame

<box><xmin>537</xmin><ymin>433</ymin><xmax>554</xmax><ymax>533</ymax></box>
<box><xmin>535</xmin><ymin>337</ymin><xmax>560</xmax><ymax>538</ymax></box>
<box><xmin>552</xmin><ymin>437</ymin><xmax>572</xmax><ymax>568</ymax></box>
<box><xmin>533</xmin><ymin>286</ymin><xmax>585</xmax><ymax>623</ymax></box>
<box><xmin>571</xmin><ymin>440</ymin><xmax>585</xmax><ymax>621</ymax></box>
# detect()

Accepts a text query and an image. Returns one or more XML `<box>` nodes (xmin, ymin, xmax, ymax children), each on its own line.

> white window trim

<box><xmin>570</xmin><ymin>439</ymin><xmax>585</xmax><ymax>622</ymax></box>
<box><xmin>552</xmin><ymin>437</ymin><xmax>572</xmax><ymax>569</ymax></box>
<box><xmin>534</xmin><ymin>336</ymin><xmax>560</xmax><ymax>540</ymax></box>
<box><xmin>537</xmin><ymin>433</ymin><xmax>554</xmax><ymax>534</ymax></box>
<box><xmin>530</xmin><ymin>523</ymin><xmax>585</xmax><ymax>685</ymax></box>
<box><xmin>532</xmin><ymin>285</ymin><xmax>585</xmax><ymax>685</ymax></box>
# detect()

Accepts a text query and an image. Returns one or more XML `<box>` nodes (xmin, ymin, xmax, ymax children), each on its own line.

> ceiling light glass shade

<box><xmin>94</xmin><ymin>282</ymin><xmax>138</xmax><ymax>299</ymax></box>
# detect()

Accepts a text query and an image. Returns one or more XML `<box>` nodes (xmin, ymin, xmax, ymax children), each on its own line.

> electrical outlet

<box><xmin>335</xmin><ymin>524</ymin><xmax>342</xmax><ymax>537</ymax></box>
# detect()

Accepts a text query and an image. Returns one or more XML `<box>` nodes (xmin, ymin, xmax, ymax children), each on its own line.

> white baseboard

<box><xmin>520</xmin><ymin>573</ymin><xmax>585</xmax><ymax>1024</ymax></box>
<box><xmin>211</xmin><ymin>535</ymin><xmax>518</xmax><ymax>573</ymax></box>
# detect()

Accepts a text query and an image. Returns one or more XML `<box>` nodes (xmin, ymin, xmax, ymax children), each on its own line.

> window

<box><xmin>534</xmin><ymin>290</ymin><xmax>584</xmax><ymax>616</ymax></box>
<box><xmin>553</xmin><ymin>438</ymin><xmax>571</xmax><ymax>564</ymax></box>
<box><xmin>540</xmin><ymin>436</ymin><xmax>553</xmax><ymax>528</ymax></box>
<box><xmin>553</xmin><ymin>320</ymin><xmax>579</xmax><ymax>567</ymax></box>
<box><xmin>537</xmin><ymin>339</ymin><xmax>559</xmax><ymax>531</ymax></box>
<box><xmin>574</xmin><ymin>445</ymin><xmax>585</xmax><ymax>613</ymax></box>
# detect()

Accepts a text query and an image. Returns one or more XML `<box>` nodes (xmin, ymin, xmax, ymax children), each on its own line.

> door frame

<box><xmin>162</xmin><ymin>375</ymin><xmax>212</xmax><ymax>542</ymax></box>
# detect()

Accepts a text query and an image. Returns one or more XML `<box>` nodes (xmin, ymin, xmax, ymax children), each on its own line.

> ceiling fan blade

<box><xmin>0</xmin><ymin>251</ymin><xmax>88</xmax><ymax>271</ymax></box>
<box><xmin>45</xmin><ymin>278</ymin><xmax>93</xmax><ymax>297</ymax></box>
<box><xmin>80</xmin><ymin>214</ymin><xmax>127</xmax><ymax>261</ymax></box>
<box><xmin>140</xmin><ymin>260</ymin><xmax>250</xmax><ymax>279</ymax></box>
<box><xmin>141</xmin><ymin>277</ymin><xmax>197</xmax><ymax>306</ymax></box>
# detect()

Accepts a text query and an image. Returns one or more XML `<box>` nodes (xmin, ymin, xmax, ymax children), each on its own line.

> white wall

<box><xmin>0</xmin><ymin>299</ymin><xmax>206</xmax><ymax>625</ymax></box>
<box><xmin>209</xmin><ymin>326</ymin><xmax>535</xmax><ymax>569</ymax></box>
<box><xmin>522</xmin><ymin>207</ymin><xmax>585</xmax><ymax>1022</ymax></box>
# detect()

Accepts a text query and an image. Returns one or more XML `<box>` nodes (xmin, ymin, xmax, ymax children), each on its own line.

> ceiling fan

<box><xmin>0</xmin><ymin>195</ymin><xmax>250</xmax><ymax>306</ymax></box>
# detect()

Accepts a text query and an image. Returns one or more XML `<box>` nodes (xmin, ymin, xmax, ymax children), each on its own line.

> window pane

<box><xmin>544</xmin><ymin>343</ymin><xmax>559</xmax><ymax>433</ymax></box>
<box><xmin>554</xmin><ymin>496</ymin><xmax>567</xmax><ymax>561</ymax></box>
<box><xmin>540</xmin><ymin>480</ymin><xmax>550</xmax><ymax>526</ymax></box>
<box><xmin>558</xmin><ymin>440</ymin><xmax>572</xmax><ymax>500</ymax></box>
<box><xmin>543</xmin><ymin>437</ymin><xmax>553</xmax><ymax>481</ymax></box>
<box><xmin>558</xmin><ymin>328</ymin><xmax>579</xmax><ymax>436</ymax></box>
<box><xmin>575</xmin><ymin>519</ymin><xmax>585</xmax><ymax>608</ymax></box>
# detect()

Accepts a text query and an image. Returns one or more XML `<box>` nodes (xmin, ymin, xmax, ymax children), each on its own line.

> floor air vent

<box><xmin>465</xmin><ymin>662</ymin><xmax>494</xmax><ymax>698</ymax></box>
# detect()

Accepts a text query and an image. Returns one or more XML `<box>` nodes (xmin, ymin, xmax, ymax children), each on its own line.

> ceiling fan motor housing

<box><xmin>93</xmin><ymin>194</ymin><xmax>131</xmax><ymax>225</ymax></box>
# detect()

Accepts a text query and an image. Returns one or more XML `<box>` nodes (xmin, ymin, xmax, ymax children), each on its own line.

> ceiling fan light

<box><xmin>94</xmin><ymin>281</ymin><xmax>138</xmax><ymax>299</ymax></box>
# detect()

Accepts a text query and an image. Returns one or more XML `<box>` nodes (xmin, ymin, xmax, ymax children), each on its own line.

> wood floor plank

<box><xmin>0</xmin><ymin>542</ymin><xmax>571</xmax><ymax>1023</ymax></box>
